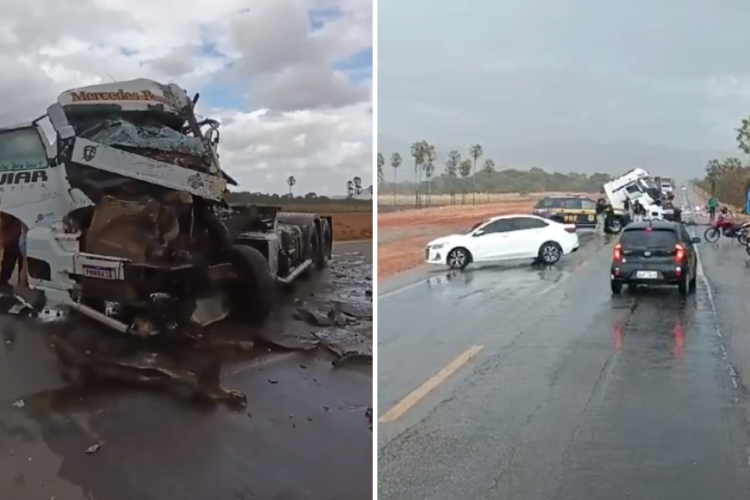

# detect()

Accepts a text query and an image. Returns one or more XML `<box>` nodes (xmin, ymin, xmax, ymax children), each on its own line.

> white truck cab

<box><xmin>603</xmin><ymin>168</ymin><xmax>665</xmax><ymax>220</ymax></box>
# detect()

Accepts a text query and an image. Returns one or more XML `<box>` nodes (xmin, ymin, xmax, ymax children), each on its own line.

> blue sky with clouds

<box><xmin>1</xmin><ymin>0</ymin><xmax>373</xmax><ymax>195</ymax></box>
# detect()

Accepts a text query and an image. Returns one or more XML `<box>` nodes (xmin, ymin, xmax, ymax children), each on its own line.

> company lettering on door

<box><xmin>0</xmin><ymin>170</ymin><xmax>48</xmax><ymax>192</ymax></box>
<box><xmin>0</xmin><ymin>160</ymin><xmax>47</xmax><ymax>172</ymax></box>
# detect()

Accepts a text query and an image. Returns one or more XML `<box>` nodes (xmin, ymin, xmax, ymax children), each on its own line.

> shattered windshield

<box><xmin>79</xmin><ymin>118</ymin><xmax>209</xmax><ymax>160</ymax></box>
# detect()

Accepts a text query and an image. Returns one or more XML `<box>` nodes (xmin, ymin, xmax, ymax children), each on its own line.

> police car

<box><xmin>532</xmin><ymin>195</ymin><xmax>629</xmax><ymax>233</ymax></box>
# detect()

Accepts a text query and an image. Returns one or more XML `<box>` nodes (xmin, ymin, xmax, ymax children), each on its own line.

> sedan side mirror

<box><xmin>691</xmin><ymin>237</ymin><xmax>701</xmax><ymax>244</ymax></box>
<box><xmin>473</xmin><ymin>230</ymin><xmax>485</xmax><ymax>237</ymax></box>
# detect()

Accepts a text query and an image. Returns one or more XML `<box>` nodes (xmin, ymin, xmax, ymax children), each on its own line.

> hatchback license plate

<box><xmin>636</xmin><ymin>270</ymin><xmax>658</xmax><ymax>279</ymax></box>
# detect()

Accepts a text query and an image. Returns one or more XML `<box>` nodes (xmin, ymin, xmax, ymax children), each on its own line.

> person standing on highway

<box><xmin>623</xmin><ymin>197</ymin><xmax>632</xmax><ymax>221</ymax></box>
<box><xmin>708</xmin><ymin>195</ymin><xmax>718</xmax><ymax>221</ymax></box>
<box><xmin>632</xmin><ymin>199</ymin><xmax>645</xmax><ymax>222</ymax></box>
<box><xmin>595</xmin><ymin>198</ymin><xmax>607</xmax><ymax>235</ymax></box>
<box><xmin>0</xmin><ymin>213</ymin><xmax>23</xmax><ymax>293</ymax></box>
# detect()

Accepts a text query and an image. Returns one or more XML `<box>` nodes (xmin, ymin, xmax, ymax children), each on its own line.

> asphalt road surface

<box><xmin>378</xmin><ymin>192</ymin><xmax>750</xmax><ymax>500</ymax></box>
<box><xmin>0</xmin><ymin>241</ymin><xmax>372</xmax><ymax>500</ymax></box>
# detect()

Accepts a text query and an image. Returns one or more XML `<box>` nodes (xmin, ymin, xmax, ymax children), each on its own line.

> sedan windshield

<box><xmin>464</xmin><ymin>219</ymin><xmax>488</xmax><ymax>234</ymax></box>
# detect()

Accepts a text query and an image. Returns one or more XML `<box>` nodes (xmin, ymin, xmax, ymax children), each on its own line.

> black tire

<box><xmin>538</xmin><ymin>241</ymin><xmax>562</xmax><ymax>265</ymax></box>
<box><xmin>704</xmin><ymin>227</ymin><xmax>720</xmax><ymax>243</ymax></box>
<box><xmin>226</xmin><ymin>244</ymin><xmax>275</xmax><ymax>323</ymax></box>
<box><xmin>446</xmin><ymin>248</ymin><xmax>470</xmax><ymax>270</ymax></box>
<box><xmin>739</xmin><ymin>230</ymin><xmax>749</xmax><ymax>246</ymax></box>
<box><xmin>606</xmin><ymin>217</ymin><xmax>623</xmax><ymax>234</ymax></box>
<box><xmin>300</xmin><ymin>228</ymin><xmax>319</xmax><ymax>280</ymax></box>
<box><xmin>317</xmin><ymin>219</ymin><xmax>332</xmax><ymax>269</ymax></box>
<box><xmin>689</xmin><ymin>273</ymin><xmax>697</xmax><ymax>293</ymax></box>
<box><xmin>678</xmin><ymin>274</ymin><xmax>689</xmax><ymax>296</ymax></box>
<box><xmin>611</xmin><ymin>281</ymin><xmax>623</xmax><ymax>294</ymax></box>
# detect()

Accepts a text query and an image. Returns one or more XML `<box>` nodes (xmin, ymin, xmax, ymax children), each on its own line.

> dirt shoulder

<box><xmin>377</xmin><ymin>193</ymin><xmax>592</xmax><ymax>279</ymax></box>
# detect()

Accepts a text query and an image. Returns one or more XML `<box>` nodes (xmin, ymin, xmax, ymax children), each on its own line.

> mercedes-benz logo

<box><xmin>82</xmin><ymin>145</ymin><xmax>98</xmax><ymax>161</ymax></box>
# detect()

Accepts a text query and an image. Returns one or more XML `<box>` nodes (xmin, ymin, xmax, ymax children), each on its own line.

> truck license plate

<box><xmin>636</xmin><ymin>270</ymin><xmax>658</xmax><ymax>279</ymax></box>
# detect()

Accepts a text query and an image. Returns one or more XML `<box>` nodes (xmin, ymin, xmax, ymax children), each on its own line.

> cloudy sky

<box><xmin>378</xmin><ymin>0</ymin><xmax>750</xmax><ymax>178</ymax></box>
<box><xmin>0</xmin><ymin>0</ymin><xmax>372</xmax><ymax>196</ymax></box>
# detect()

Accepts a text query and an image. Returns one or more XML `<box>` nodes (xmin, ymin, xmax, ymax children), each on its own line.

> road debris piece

<box><xmin>51</xmin><ymin>333</ymin><xmax>247</xmax><ymax>408</ymax></box>
<box><xmin>85</xmin><ymin>443</ymin><xmax>102</xmax><ymax>455</ymax></box>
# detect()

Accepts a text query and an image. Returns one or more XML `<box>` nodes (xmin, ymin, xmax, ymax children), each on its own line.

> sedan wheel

<box><xmin>447</xmin><ymin>248</ymin><xmax>470</xmax><ymax>270</ymax></box>
<box><xmin>539</xmin><ymin>242</ymin><xmax>562</xmax><ymax>265</ymax></box>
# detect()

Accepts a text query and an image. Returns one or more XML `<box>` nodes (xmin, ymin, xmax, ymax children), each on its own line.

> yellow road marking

<box><xmin>379</xmin><ymin>345</ymin><xmax>485</xmax><ymax>423</ymax></box>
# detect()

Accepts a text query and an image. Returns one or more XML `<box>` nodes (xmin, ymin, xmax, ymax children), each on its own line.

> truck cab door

<box><xmin>0</xmin><ymin>123</ymin><xmax>66</xmax><ymax>227</ymax></box>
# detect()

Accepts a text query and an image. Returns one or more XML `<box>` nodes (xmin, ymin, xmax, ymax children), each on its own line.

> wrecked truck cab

<box><xmin>5</xmin><ymin>78</ymin><xmax>332</xmax><ymax>338</ymax></box>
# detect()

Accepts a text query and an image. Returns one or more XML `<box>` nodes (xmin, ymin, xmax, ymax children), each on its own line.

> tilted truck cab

<box><xmin>0</xmin><ymin>79</ymin><xmax>332</xmax><ymax>337</ymax></box>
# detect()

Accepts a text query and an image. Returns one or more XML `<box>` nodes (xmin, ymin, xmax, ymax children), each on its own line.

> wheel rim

<box><xmin>705</xmin><ymin>228</ymin><xmax>719</xmax><ymax>242</ymax></box>
<box><xmin>542</xmin><ymin>245</ymin><xmax>560</xmax><ymax>263</ymax></box>
<box><xmin>448</xmin><ymin>250</ymin><xmax>466</xmax><ymax>268</ymax></box>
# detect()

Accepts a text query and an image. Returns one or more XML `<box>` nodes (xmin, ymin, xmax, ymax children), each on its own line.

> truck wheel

<box><xmin>300</xmin><ymin>228</ymin><xmax>319</xmax><ymax>280</ymax></box>
<box><xmin>606</xmin><ymin>217</ymin><xmax>623</xmax><ymax>234</ymax></box>
<box><xmin>226</xmin><ymin>244</ymin><xmax>275</xmax><ymax>323</ymax></box>
<box><xmin>317</xmin><ymin>219</ymin><xmax>332</xmax><ymax>269</ymax></box>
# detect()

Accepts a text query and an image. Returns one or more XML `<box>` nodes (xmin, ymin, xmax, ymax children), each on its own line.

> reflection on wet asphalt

<box><xmin>0</xmin><ymin>241</ymin><xmax>372</xmax><ymax>500</ymax></box>
<box><xmin>378</xmin><ymin>213</ymin><xmax>750</xmax><ymax>500</ymax></box>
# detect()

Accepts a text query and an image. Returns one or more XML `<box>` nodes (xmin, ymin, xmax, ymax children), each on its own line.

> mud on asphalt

<box><xmin>0</xmin><ymin>241</ymin><xmax>372</xmax><ymax>500</ymax></box>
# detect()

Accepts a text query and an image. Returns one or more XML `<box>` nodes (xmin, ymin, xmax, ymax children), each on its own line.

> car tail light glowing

<box><xmin>674</xmin><ymin>243</ymin><xmax>686</xmax><ymax>263</ymax></box>
<box><xmin>564</xmin><ymin>225</ymin><xmax>576</xmax><ymax>233</ymax></box>
<box><xmin>613</xmin><ymin>243</ymin><xmax>622</xmax><ymax>263</ymax></box>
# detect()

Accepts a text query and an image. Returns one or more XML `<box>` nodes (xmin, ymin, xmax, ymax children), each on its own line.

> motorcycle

<box><xmin>704</xmin><ymin>216</ymin><xmax>744</xmax><ymax>243</ymax></box>
<box><xmin>738</xmin><ymin>221</ymin><xmax>750</xmax><ymax>245</ymax></box>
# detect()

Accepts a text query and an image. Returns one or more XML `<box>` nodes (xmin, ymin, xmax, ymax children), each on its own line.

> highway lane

<box><xmin>378</xmin><ymin>222</ymin><xmax>750</xmax><ymax>500</ymax></box>
<box><xmin>0</xmin><ymin>241</ymin><xmax>372</xmax><ymax>500</ymax></box>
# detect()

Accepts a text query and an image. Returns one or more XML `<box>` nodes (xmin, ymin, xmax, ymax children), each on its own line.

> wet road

<box><xmin>378</xmin><ymin>195</ymin><xmax>750</xmax><ymax>500</ymax></box>
<box><xmin>0</xmin><ymin>241</ymin><xmax>372</xmax><ymax>500</ymax></box>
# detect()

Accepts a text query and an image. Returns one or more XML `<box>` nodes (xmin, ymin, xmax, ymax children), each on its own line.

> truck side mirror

<box><xmin>46</xmin><ymin>103</ymin><xmax>75</xmax><ymax>140</ymax></box>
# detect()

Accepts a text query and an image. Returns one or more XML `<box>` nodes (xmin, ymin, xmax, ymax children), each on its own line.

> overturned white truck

<box><xmin>1</xmin><ymin>79</ymin><xmax>332</xmax><ymax>337</ymax></box>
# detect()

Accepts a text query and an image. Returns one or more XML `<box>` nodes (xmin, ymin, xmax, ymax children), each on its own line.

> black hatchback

<box><xmin>610</xmin><ymin>220</ymin><xmax>700</xmax><ymax>295</ymax></box>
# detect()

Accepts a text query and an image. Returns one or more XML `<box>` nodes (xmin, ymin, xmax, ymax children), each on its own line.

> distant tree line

<box><xmin>377</xmin><ymin>141</ymin><xmax>612</xmax><ymax>207</ymax></box>
<box><xmin>224</xmin><ymin>190</ymin><xmax>370</xmax><ymax>208</ymax></box>
<box><xmin>698</xmin><ymin>118</ymin><xmax>750</xmax><ymax>208</ymax></box>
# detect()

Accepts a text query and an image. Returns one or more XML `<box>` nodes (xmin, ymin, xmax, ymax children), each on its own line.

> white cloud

<box><xmin>0</xmin><ymin>0</ymin><xmax>372</xmax><ymax>195</ymax></box>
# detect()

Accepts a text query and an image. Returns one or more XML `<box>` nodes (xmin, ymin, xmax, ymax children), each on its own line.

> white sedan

<box><xmin>425</xmin><ymin>214</ymin><xmax>580</xmax><ymax>270</ymax></box>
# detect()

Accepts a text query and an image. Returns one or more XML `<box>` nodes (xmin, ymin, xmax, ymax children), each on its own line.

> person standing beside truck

<box><xmin>708</xmin><ymin>195</ymin><xmax>718</xmax><ymax>221</ymax></box>
<box><xmin>595</xmin><ymin>198</ymin><xmax>607</xmax><ymax>235</ymax></box>
<box><xmin>632</xmin><ymin>199</ymin><xmax>646</xmax><ymax>222</ymax></box>
<box><xmin>0</xmin><ymin>213</ymin><xmax>23</xmax><ymax>293</ymax></box>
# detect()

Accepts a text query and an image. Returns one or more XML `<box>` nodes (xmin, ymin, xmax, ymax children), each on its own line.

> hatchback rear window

<box><xmin>534</xmin><ymin>198</ymin><xmax>564</xmax><ymax>209</ymax></box>
<box><xmin>620</xmin><ymin>228</ymin><xmax>679</xmax><ymax>248</ymax></box>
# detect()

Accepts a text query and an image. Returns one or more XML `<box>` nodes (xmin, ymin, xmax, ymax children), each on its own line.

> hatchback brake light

<box><xmin>564</xmin><ymin>225</ymin><xmax>576</xmax><ymax>233</ymax></box>
<box><xmin>613</xmin><ymin>243</ymin><xmax>622</xmax><ymax>263</ymax></box>
<box><xmin>674</xmin><ymin>243</ymin><xmax>686</xmax><ymax>263</ymax></box>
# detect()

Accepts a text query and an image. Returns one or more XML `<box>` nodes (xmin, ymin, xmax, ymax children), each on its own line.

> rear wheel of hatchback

<box><xmin>611</xmin><ymin>280</ymin><xmax>623</xmax><ymax>294</ymax></box>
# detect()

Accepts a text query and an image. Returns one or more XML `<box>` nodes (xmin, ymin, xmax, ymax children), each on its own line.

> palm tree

<box><xmin>286</xmin><ymin>175</ymin><xmax>296</xmax><ymax>197</ymax></box>
<box><xmin>377</xmin><ymin>153</ymin><xmax>385</xmax><ymax>185</ymax></box>
<box><xmin>459</xmin><ymin>158</ymin><xmax>472</xmax><ymax>204</ymax></box>
<box><xmin>422</xmin><ymin>142</ymin><xmax>437</xmax><ymax>207</ymax></box>
<box><xmin>353</xmin><ymin>176</ymin><xmax>363</xmax><ymax>196</ymax></box>
<box><xmin>410</xmin><ymin>141</ymin><xmax>426</xmax><ymax>208</ymax></box>
<box><xmin>346</xmin><ymin>179</ymin><xmax>354</xmax><ymax>198</ymax></box>
<box><xmin>445</xmin><ymin>150</ymin><xmax>461</xmax><ymax>204</ymax></box>
<box><xmin>481</xmin><ymin>159</ymin><xmax>495</xmax><ymax>202</ymax></box>
<box><xmin>469</xmin><ymin>144</ymin><xmax>483</xmax><ymax>204</ymax></box>
<box><xmin>390</xmin><ymin>152</ymin><xmax>402</xmax><ymax>205</ymax></box>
